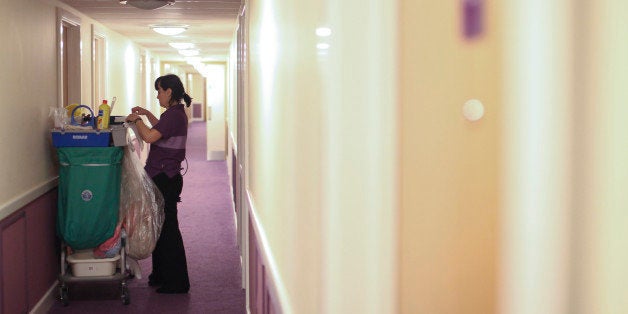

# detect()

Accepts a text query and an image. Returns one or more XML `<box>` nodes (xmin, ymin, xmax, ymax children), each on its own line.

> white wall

<box><xmin>106</xmin><ymin>32</ymin><xmax>141</xmax><ymax>115</ymax></box>
<box><xmin>246</xmin><ymin>0</ymin><xmax>397</xmax><ymax>312</ymax></box>
<box><xmin>0</xmin><ymin>0</ymin><xmax>58</xmax><ymax>220</ymax></box>
<box><xmin>501</xmin><ymin>2</ymin><xmax>628</xmax><ymax>314</ymax></box>
<box><xmin>0</xmin><ymin>0</ymin><xmax>160</xmax><ymax>220</ymax></box>
<box><xmin>228</xmin><ymin>34</ymin><xmax>238</xmax><ymax>149</ymax></box>
<box><xmin>572</xmin><ymin>1</ymin><xmax>628</xmax><ymax>313</ymax></box>
<box><xmin>500</xmin><ymin>1</ymin><xmax>574</xmax><ymax>314</ymax></box>
<box><xmin>321</xmin><ymin>0</ymin><xmax>397</xmax><ymax>313</ymax></box>
<box><xmin>247</xmin><ymin>0</ymin><xmax>325</xmax><ymax>311</ymax></box>
<box><xmin>106</xmin><ymin>32</ymin><xmax>161</xmax><ymax>117</ymax></box>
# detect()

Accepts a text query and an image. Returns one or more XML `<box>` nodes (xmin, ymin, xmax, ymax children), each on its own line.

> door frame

<box><xmin>56</xmin><ymin>8</ymin><xmax>81</xmax><ymax>108</ymax></box>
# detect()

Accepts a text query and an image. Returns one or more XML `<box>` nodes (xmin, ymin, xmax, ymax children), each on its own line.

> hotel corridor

<box><xmin>3</xmin><ymin>1</ymin><xmax>628</xmax><ymax>313</ymax></box>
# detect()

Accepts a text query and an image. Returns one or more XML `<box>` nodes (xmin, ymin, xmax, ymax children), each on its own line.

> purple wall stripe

<box><xmin>1</xmin><ymin>211</ymin><xmax>28</xmax><ymax>313</ymax></box>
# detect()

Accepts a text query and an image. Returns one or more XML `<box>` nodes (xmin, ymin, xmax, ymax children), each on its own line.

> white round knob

<box><xmin>462</xmin><ymin>99</ymin><xmax>484</xmax><ymax>122</ymax></box>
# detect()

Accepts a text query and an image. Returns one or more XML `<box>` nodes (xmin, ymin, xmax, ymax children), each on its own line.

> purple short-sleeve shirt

<box><xmin>145</xmin><ymin>104</ymin><xmax>188</xmax><ymax>178</ymax></box>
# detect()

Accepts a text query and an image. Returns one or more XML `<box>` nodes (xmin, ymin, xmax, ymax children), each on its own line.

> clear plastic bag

<box><xmin>49</xmin><ymin>107</ymin><xmax>69</xmax><ymax>129</ymax></box>
<box><xmin>119</xmin><ymin>139</ymin><xmax>164</xmax><ymax>260</ymax></box>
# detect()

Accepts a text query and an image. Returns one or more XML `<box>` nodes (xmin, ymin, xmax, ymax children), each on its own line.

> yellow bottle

<box><xmin>97</xmin><ymin>100</ymin><xmax>110</xmax><ymax>129</ymax></box>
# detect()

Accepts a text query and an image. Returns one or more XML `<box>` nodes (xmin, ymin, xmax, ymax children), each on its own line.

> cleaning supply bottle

<box><xmin>97</xmin><ymin>99</ymin><xmax>110</xmax><ymax>130</ymax></box>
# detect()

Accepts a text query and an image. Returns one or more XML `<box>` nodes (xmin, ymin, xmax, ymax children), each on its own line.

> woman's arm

<box><xmin>131</xmin><ymin>106</ymin><xmax>159</xmax><ymax>126</ymax></box>
<box><xmin>143</xmin><ymin>111</ymin><xmax>159</xmax><ymax>126</ymax></box>
<box><xmin>126</xmin><ymin>108</ymin><xmax>162</xmax><ymax>143</ymax></box>
<box><xmin>133</xmin><ymin>119</ymin><xmax>162</xmax><ymax>143</ymax></box>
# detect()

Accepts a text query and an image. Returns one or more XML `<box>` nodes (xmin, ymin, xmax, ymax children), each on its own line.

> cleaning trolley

<box><xmin>52</xmin><ymin>104</ymin><xmax>131</xmax><ymax>306</ymax></box>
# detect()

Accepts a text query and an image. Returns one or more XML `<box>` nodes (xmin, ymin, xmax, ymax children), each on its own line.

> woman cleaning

<box><xmin>126</xmin><ymin>74</ymin><xmax>191</xmax><ymax>294</ymax></box>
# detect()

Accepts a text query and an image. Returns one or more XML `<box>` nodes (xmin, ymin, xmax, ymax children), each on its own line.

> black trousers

<box><xmin>151</xmin><ymin>172</ymin><xmax>190</xmax><ymax>290</ymax></box>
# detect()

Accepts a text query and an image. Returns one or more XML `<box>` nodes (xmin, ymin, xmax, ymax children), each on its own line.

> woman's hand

<box><xmin>129</xmin><ymin>106</ymin><xmax>159</xmax><ymax>127</ymax></box>
<box><xmin>126</xmin><ymin>113</ymin><xmax>140</xmax><ymax>123</ymax></box>
<box><xmin>131</xmin><ymin>106</ymin><xmax>148</xmax><ymax>116</ymax></box>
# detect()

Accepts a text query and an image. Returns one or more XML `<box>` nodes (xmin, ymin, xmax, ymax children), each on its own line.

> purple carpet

<box><xmin>48</xmin><ymin>122</ymin><xmax>246</xmax><ymax>313</ymax></box>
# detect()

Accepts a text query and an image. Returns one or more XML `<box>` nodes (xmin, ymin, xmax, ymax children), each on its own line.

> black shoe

<box><xmin>148</xmin><ymin>274</ymin><xmax>162</xmax><ymax>287</ymax></box>
<box><xmin>156</xmin><ymin>286</ymin><xmax>189</xmax><ymax>294</ymax></box>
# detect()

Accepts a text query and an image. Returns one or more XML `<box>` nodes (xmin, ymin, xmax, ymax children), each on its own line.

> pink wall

<box><xmin>0</xmin><ymin>190</ymin><xmax>59</xmax><ymax>313</ymax></box>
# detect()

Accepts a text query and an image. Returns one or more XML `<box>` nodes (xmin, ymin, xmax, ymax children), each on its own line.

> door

<box><xmin>399</xmin><ymin>2</ymin><xmax>502</xmax><ymax>313</ymax></box>
<box><xmin>57</xmin><ymin>8</ymin><xmax>81</xmax><ymax>108</ymax></box>
<box><xmin>204</xmin><ymin>64</ymin><xmax>227</xmax><ymax>160</ymax></box>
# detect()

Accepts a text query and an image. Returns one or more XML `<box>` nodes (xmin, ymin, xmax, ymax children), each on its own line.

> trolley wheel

<box><xmin>59</xmin><ymin>284</ymin><xmax>69</xmax><ymax>306</ymax></box>
<box><xmin>121</xmin><ymin>284</ymin><xmax>130</xmax><ymax>305</ymax></box>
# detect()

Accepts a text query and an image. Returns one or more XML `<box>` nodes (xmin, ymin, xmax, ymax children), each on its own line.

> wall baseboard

<box><xmin>29</xmin><ymin>283</ymin><xmax>57</xmax><ymax>314</ymax></box>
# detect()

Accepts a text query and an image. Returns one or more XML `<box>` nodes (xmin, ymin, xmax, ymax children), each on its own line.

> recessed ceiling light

<box><xmin>150</xmin><ymin>24</ymin><xmax>188</xmax><ymax>36</ymax></box>
<box><xmin>185</xmin><ymin>57</ymin><xmax>202</xmax><ymax>65</ymax></box>
<box><xmin>316</xmin><ymin>27</ymin><xmax>332</xmax><ymax>37</ymax></box>
<box><xmin>169</xmin><ymin>42</ymin><xmax>195</xmax><ymax>50</ymax></box>
<box><xmin>120</xmin><ymin>0</ymin><xmax>175</xmax><ymax>10</ymax></box>
<box><xmin>178</xmin><ymin>49</ymin><xmax>199</xmax><ymax>57</ymax></box>
<box><xmin>317</xmin><ymin>43</ymin><xmax>331</xmax><ymax>50</ymax></box>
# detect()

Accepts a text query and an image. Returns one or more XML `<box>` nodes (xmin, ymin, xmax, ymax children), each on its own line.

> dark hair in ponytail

<box><xmin>155</xmin><ymin>74</ymin><xmax>193</xmax><ymax>107</ymax></box>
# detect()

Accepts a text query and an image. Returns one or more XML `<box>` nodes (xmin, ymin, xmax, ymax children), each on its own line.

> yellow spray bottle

<box><xmin>97</xmin><ymin>99</ymin><xmax>110</xmax><ymax>129</ymax></box>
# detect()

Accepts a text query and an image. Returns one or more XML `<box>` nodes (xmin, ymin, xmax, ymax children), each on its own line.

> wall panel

<box><xmin>26</xmin><ymin>191</ymin><xmax>60</xmax><ymax>309</ymax></box>
<box><xmin>248</xmin><ymin>214</ymin><xmax>279</xmax><ymax>314</ymax></box>
<box><xmin>1</xmin><ymin>213</ymin><xmax>28</xmax><ymax>314</ymax></box>
<box><xmin>0</xmin><ymin>190</ymin><xmax>59</xmax><ymax>313</ymax></box>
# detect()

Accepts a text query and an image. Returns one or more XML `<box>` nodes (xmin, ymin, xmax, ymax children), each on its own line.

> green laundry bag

<box><xmin>56</xmin><ymin>147</ymin><xmax>123</xmax><ymax>250</ymax></box>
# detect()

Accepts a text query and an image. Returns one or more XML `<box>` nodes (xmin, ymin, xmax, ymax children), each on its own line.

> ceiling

<box><xmin>59</xmin><ymin>0</ymin><xmax>242</xmax><ymax>71</ymax></box>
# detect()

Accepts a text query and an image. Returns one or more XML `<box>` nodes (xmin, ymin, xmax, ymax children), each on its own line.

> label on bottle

<box><xmin>97</xmin><ymin>110</ymin><xmax>104</xmax><ymax>129</ymax></box>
